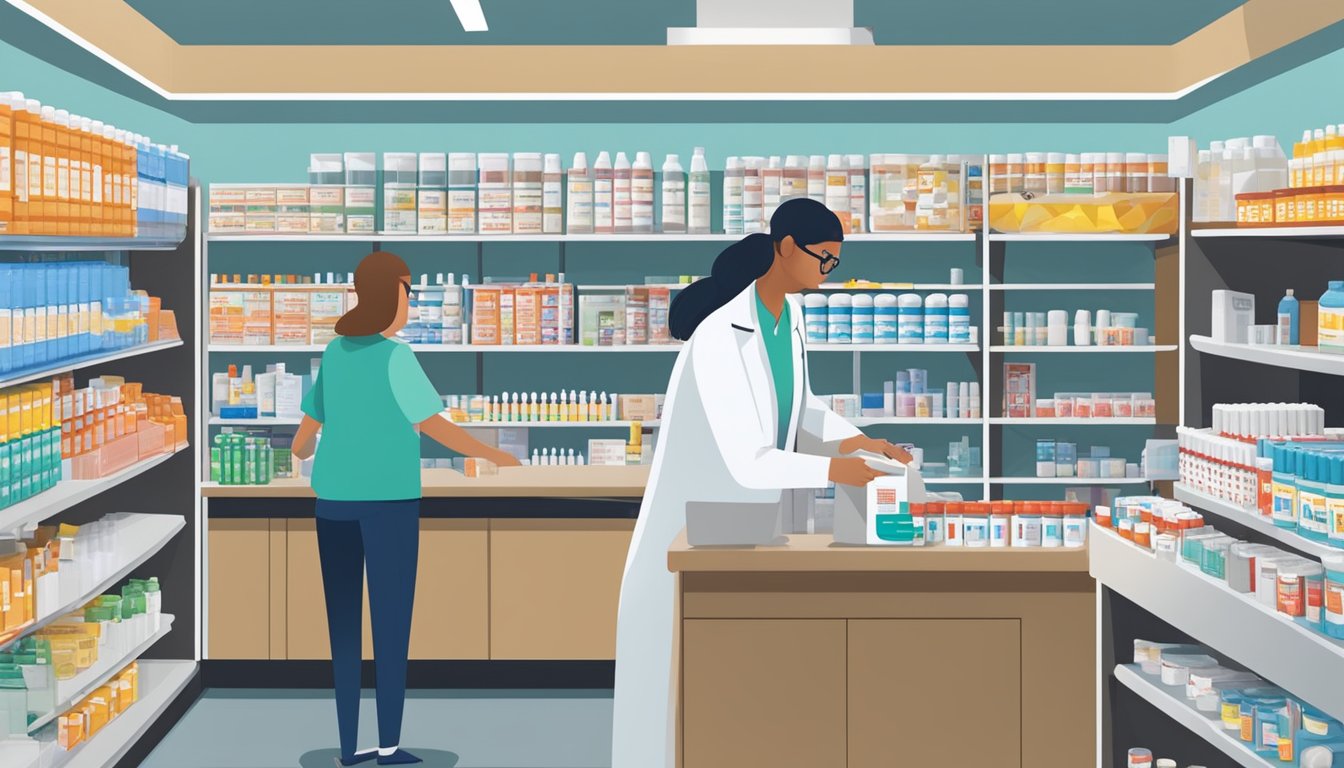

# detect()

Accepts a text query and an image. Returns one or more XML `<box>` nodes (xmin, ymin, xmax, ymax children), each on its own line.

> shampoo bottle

<box><xmin>660</xmin><ymin>154</ymin><xmax>686</xmax><ymax>233</ymax></box>
<box><xmin>613</xmin><ymin>151</ymin><xmax>632</xmax><ymax>234</ymax></box>
<box><xmin>1277</xmin><ymin>288</ymin><xmax>1299</xmax><ymax>345</ymax></box>
<box><xmin>687</xmin><ymin>147</ymin><xmax>711</xmax><ymax>234</ymax></box>
<box><xmin>567</xmin><ymin>152</ymin><xmax>594</xmax><ymax>234</ymax></box>
<box><xmin>593</xmin><ymin>151</ymin><xmax>613</xmax><ymax>234</ymax></box>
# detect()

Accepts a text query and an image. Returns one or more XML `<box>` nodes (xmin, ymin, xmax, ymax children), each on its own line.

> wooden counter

<box><xmin>669</xmin><ymin>532</ymin><xmax>1095</xmax><ymax>768</ymax></box>
<box><xmin>201</xmin><ymin>465</ymin><xmax>651</xmax><ymax>498</ymax></box>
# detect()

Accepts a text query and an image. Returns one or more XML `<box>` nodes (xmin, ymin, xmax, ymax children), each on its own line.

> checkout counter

<box><xmin>669</xmin><ymin>480</ymin><xmax>1096</xmax><ymax>768</ymax></box>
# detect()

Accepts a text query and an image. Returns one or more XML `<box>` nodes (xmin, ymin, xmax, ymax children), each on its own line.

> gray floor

<box><xmin>142</xmin><ymin>689</ymin><xmax>614</xmax><ymax>768</ymax></box>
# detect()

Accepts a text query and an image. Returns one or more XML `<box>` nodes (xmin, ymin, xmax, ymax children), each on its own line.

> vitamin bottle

<box><xmin>76</xmin><ymin>116</ymin><xmax>92</xmax><ymax>235</ymax></box>
<box><xmin>0</xmin><ymin>93</ymin><xmax>11</xmax><ymax>234</ymax></box>
<box><xmin>1126</xmin><ymin>152</ymin><xmax>1148</xmax><ymax>193</ymax></box>
<box><xmin>742</xmin><ymin>156</ymin><xmax>764</xmax><ymax>233</ymax></box>
<box><xmin>824</xmin><ymin>154</ymin><xmax>848</xmax><ymax>224</ymax></box>
<box><xmin>613</xmin><ymin>151</ymin><xmax>632</xmax><ymax>234</ymax></box>
<box><xmin>36</xmin><ymin>103</ymin><xmax>55</xmax><ymax>234</ymax></box>
<box><xmin>1023</xmin><ymin>152</ymin><xmax>1046</xmax><ymax>195</ymax></box>
<box><xmin>1292</xmin><ymin>130</ymin><xmax>1310</xmax><ymax>188</ymax></box>
<box><xmin>846</xmin><ymin>153</ymin><xmax>866</xmax><ymax>233</ymax></box>
<box><xmin>1045</xmin><ymin>152</ymin><xmax>1065</xmax><ymax>194</ymax></box>
<box><xmin>687</xmin><ymin>146</ymin><xmax>711</xmax><ymax>234</ymax></box>
<box><xmin>1148</xmin><ymin>154</ymin><xmax>1174</xmax><ymax>194</ymax></box>
<box><xmin>89</xmin><ymin>118</ymin><xmax>104</xmax><ymax>235</ymax></box>
<box><xmin>448</xmin><ymin>152</ymin><xmax>478</xmax><ymax>234</ymax></box>
<box><xmin>1315</xmin><ymin>128</ymin><xmax>1329</xmax><ymax>186</ymax></box>
<box><xmin>566</xmin><ymin>152</ymin><xmax>593</xmax><ymax>234</ymax></box>
<box><xmin>1005</xmin><ymin>153</ymin><xmax>1023</xmax><ymax>194</ymax></box>
<box><xmin>55</xmin><ymin>108</ymin><xmax>71</xmax><ymax>234</ymax></box>
<box><xmin>807</xmin><ymin>154</ymin><xmax>826</xmax><ymax>203</ymax></box>
<box><xmin>12</xmin><ymin>95</ymin><xmax>32</xmax><ymax>234</ymax></box>
<box><xmin>722</xmin><ymin>156</ymin><xmax>744</xmax><ymax>235</ymax></box>
<box><xmin>1106</xmin><ymin>152</ymin><xmax>1125</xmax><ymax>196</ymax></box>
<box><xmin>593</xmin><ymin>151</ymin><xmax>613</xmax><ymax>234</ymax></box>
<box><xmin>660</xmin><ymin>153</ymin><xmax>685</xmax><ymax>233</ymax></box>
<box><xmin>782</xmin><ymin>155</ymin><xmax>807</xmax><ymax>201</ymax></box>
<box><xmin>988</xmin><ymin>154</ymin><xmax>1007</xmax><ymax>195</ymax></box>
<box><xmin>542</xmin><ymin>153</ymin><xmax>563</xmax><ymax>234</ymax></box>
<box><xmin>631</xmin><ymin>151</ymin><xmax>654</xmax><ymax>234</ymax></box>
<box><xmin>762</xmin><ymin>155</ymin><xmax>783</xmax><ymax>221</ymax></box>
<box><xmin>477</xmin><ymin>153</ymin><xmax>512</xmax><ymax>234</ymax></box>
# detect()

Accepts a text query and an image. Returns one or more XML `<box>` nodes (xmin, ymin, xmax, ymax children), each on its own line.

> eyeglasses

<box><xmin>401</xmin><ymin>280</ymin><xmax>413</xmax><ymax>297</ymax></box>
<box><xmin>798</xmin><ymin>244</ymin><xmax>840</xmax><ymax>275</ymax></box>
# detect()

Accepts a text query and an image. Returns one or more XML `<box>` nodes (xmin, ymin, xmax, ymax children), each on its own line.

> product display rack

<box><xmin>1188</xmin><ymin>335</ymin><xmax>1344</xmax><ymax>376</ymax></box>
<box><xmin>204</xmin><ymin>231</ymin><xmax>981</xmax><ymax>244</ymax></box>
<box><xmin>0</xmin><ymin>185</ymin><xmax>203</xmax><ymax>768</ymax></box>
<box><xmin>1172</xmin><ymin>483</ymin><xmax>1341</xmax><ymax>561</ymax></box>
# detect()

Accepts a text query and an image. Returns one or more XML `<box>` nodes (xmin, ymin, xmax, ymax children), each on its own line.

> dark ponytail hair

<box><xmin>669</xmin><ymin>197</ymin><xmax>844</xmax><ymax>340</ymax></box>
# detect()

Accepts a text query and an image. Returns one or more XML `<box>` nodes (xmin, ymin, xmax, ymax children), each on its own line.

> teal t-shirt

<box><xmin>302</xmin><ymin>336</ymin><xmax>444</xmax><ymax>501</ymax></box>
<box><xmin>755</xmin><ymin>290</ymin><xmax>794</xmax><ymax>450</ymax></box>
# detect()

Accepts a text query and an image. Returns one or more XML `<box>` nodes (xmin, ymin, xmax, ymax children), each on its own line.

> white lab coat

<box><xmin>610</xmin><ymin>283</ymin><xmax>860</xmax><ymax>768</ymax></box>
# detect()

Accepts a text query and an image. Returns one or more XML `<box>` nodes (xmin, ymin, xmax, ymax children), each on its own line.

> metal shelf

<box><xmin>1113</xmin><ymin>665</ymin><xmax>1274</xmax><ymax>768</ymax></box>
<box><xmin>1090</xmin><ymin>524</ymin><xmax>1344</xmax><ymax>721</ymax></box>
<box><xmin>813</xmin><ymin>343</ymin><xmax>980</xmax><ymax>353</ymax></box>
<box><xmin>208</xmin><ymin>343</ymin><xmax>682</xmax><ymax>353</ymax></box>
<box><xmin>0</xmin><ymin>446</ymin><xmax>188</xmax><ymax>535</ymax></box>
<box><xmin>988</xmin><ymin>283</ymin><xmax>1156</xmax><ymax>291</ymax></box>
<box><xmin>1189</xmin><ymin>335</ymin><xmax>1344</xmax><ymax>376</ymax></box>
<box><xmin>0</xmin><ymin>514</ymin><xmax>185</xmax><ymax>650</ymax></box>
<box><xmin>0</xmin><ymin>340</ymin><xmax>184</xmax><ymax>389</ymax></box>
<box><xmin>1173</xmin><ymin>483</ymin><xmax>1342</xmax><ymax>561</ymax></box>
<box><xmin>990</xmin><ymin>345</ymin><xmax>1177</xmax><ymax>353</ymax></box>
<box><xmin>989</xmin><ymin>417</ymin><xmax>1157</xmax><ymax>425</ymax></box>
<box><xmin>1192</xmin><ymin>225</ymin><xmax>1344</xmax><ymax>239</ymax></box>
<box><xmin>991</xmin><ymin>476</ymin><xmax>1148</xmax><ymax>485</ymax></box>
<box><xmin>849</xmin><ymin>417</ymin><xmax>982</xmax><ymax>426</ymax></box>
<box><xmin>0</xmin><ymin>235</ymin><xmax>184</xmax><ymax>252</ymax></box>
<box><xmin>206</xmin><ymin>231</ymin><xmax>979</xmax><ymax>243</ymax></box>
<box><xmin>989</xmin><ymin>232</ymin><xmax>1173</xmax><ymax>242</ymax></box>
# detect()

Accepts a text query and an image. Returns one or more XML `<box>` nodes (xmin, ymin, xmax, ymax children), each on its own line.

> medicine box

<box><xmin>1211</xmin><ymin>290</ymin><xmax>1255</xmax><ymax>344</ymax></box>
<box><xmin>1003</xmin><ymin>363</ymin><xmax>1036</xmax><ymax>418</ymax></box>
<box><xmin>587</xmin><ymin>439</ymin><xmax>626</xmax><ymax>467</ymax></box>
<box><xmin>620</xmin><ymin>394</ymin><xmax>658</xmax><ymax>422</ymax></box>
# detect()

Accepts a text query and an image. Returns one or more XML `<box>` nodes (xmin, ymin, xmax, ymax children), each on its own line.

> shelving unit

<box><xmin>0</xmin><ymin>340</ymin><xmax>184</xmax><ymax>389</ymax></box>
<box><xmin>990</xmin><ymin>477</ymin><xmax>1150</xmax><ymax>485</ymax></box>
<box><xmin>988</xmin><ymin>283</ymin><xmax>1156</xmax><ymax>291</ymax></box>
<box><xmin>1189</xmin><ymin>335</ymin><xmax>1344</xmax><ymax>376</ymax></box>
<box><xmin>0</xmin><ymin>235</ymin><xmax>186</xmax><ymax>252</ymax></box>
<box><xmin>1173</xmin><ymin>483</ymin><xmax>1342</xmax><ymax>560</ymax></box>
<box><xmin>1112</xmin><ymin>664</ymin><xmax>1272</xmax><ymax>768</ymax></box>
<box><xmin>990</xmin><ymin>345</ymin><xmax>1178</xmax><ymax>353</ymax></box>
<box><xmin>0</xmin><ymin>447</ymin><xmax>188</xmax><ymax>536</ymax></box>
<box><xmin>988</xmin><ymin>417</ymin><xmax>1157</xmax><ymax>425</ymax></box>
<box><xmin>1090</xmin><ymin>523</ymin><xmax>1344</xmax><ymax>722</ymax></box>
<box><xmin>1191</xmin><ymin>225</ymin><xmax>1344</xmax><ymax>239</ymax></box>
<box><xmin>206</xmin><ymin>231</ymin><xmax>980</xmax><ymax>244</ymax></box>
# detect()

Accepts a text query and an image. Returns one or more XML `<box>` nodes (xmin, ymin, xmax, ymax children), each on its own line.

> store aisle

<box><xmin>142</xmin><ymin>689</ymin><xmax>614</xmax><ymax>768</ymax></box>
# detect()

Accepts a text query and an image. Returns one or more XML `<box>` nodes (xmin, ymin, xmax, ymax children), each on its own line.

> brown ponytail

<box><xmin>335</xmin><ymin>251</ymin><xmax>410</xmax><ymax>337</ymax></box>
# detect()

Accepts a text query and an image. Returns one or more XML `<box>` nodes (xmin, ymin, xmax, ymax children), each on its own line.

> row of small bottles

<box><xmin>530</xmin><ymin>447</ymin><xmax>586</xmax><ymax>466</ymax></box>
<box><xmin>453</xmin><ymin>390</ymin><xmax>623</xmax><ymax>422</ymax></box>
<box><xmin>564</xmin><ymin>148</ymin><xmax>710</xmax><ymax>234</ymax></box>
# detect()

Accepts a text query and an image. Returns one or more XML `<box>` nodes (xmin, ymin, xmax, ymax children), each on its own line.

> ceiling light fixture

<box><xmin>448</xmin><ymin>0</ymin><xmax>488</xmax><ymax>31</ymax></box>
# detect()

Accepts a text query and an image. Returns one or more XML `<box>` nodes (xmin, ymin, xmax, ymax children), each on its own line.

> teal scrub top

<box><xmin>302</xmin><ymin>335</ymin><xmax>444</xmax><ymax>501</ymax></box>
<box><xmin>755</xmin><ymin>290</ymin><xmax>794</xmax><ymax>450</ymax></box>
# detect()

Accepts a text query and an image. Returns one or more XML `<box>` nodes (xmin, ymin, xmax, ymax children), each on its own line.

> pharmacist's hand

<box><xmin>829</xmin><ymin>457</ymin><xmax>883</xmax><ymax>487</ymax></box>
<box><xmin>840</xmin><ymin>435</ymin><xmax>913</xmax><ymax>464</ymax></box>
<box><xmin>489</xmin><ymin>449</ymin><xmax>522</xmax><ymax>468</ymax></box>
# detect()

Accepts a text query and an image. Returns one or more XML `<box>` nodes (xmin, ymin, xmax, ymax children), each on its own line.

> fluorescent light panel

<box><xmin>448</xmin><ymin>0</ymin><xmax>488</xmax><ymax>31</ymax></box>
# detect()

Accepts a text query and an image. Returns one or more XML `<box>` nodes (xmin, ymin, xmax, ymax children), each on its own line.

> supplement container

<box><xmin>948</xmin><ymin>294</ymin><xmax>970</xmax><ymax>343</ymax></box>
<box><xmin>1062</xmin><ymin>504</ymin><xmax>1088</xmax><ymax>547</ymax></box>
<box><xmin>1220</xmin><ymin>690</ymin><xmax>1245</xmax><ymax>730</ymax></box>
<box><xmin>851</xmin><ymin>294</ymin><xmax>875</xmax><ymax>344</ymax></box>
<box><xmin>1041</xmin><ymin>505</ymin><xmax>1064</xmax><ymax>548</ymax></box>
<box><xmin>448</xmin><ymin>153</ymin><xmax>478</xmax><ymax>234</ymax></box>
<box><xmin>1277</xmin><ymin>562</ymin><xmax>1313</xmax><ymax>618</ymax></box>
<box><xmin>804</xmin><ymin>294</ymin><xmax>829</xmax><ymax>343</ymax></box>
<box><xmin>944</xmin><ymin>502</ymin><xmax>964</xmax><ymax>546</ymax></box>
<box><xmin>1127</xmin><ymin>747</ymin><xmax>1153</xmax><ymax>767</ymax></box>
<box><xmin>897</xmin><ymin>293</ymin><xmax>923</xmax><ymax>344</ymax></box>
<box><xmin>874</xmin><ymin>294</ymin><xmax>899</xmax><ymax>343</ymax></box>
<box><xmin>1253</xmin><ymin>697</ymin><xmax>1289</xmax><ymax>756</ymax></box>
<box><xmin>512</xmin><ymin>152</ymin><xmax>544</xmax><ymax>234</ymax></box>
<box><xmin>1324</xmin><ymin>553</ymin><xmax>1344</xmax><ymax>639</ymax></box>
<box><xmin>924</xmin><ymin>502</ymin><xmax>945</xmax><ymax>544</ymax></box>
<box><xmin>989</xmin><ymin>502</ymin><xmax>1012</xmax><ymax>547</ymax></box>
<box><xmin>1319</xmin><ymin>280</ymin><xmax>1344</xmax><ymax>355</ymax></box>
<box><xmin>1160</xmin><ymin>653</ymin><xmax>1216</xmax><ymax>687</ymax></box>
<box><xmin>827</xmin><ymin>294</ymin><xmax>853</xmax><ymax>343</ymax></box>
<box><xmin>1299</xmin><ymin>562</ymin><xmax>1327</xmax><ymax>631</ymax></box>
<box><xmin>1258</xmin><ymin>555</ymin><xmax>1294</xmax><ymax>610</ymax></box>
<box><xmin>1200</xmin><ymin>538</ymin><xmax>1233</xmax><ymax>580</ymax></box>
<box><xmin>962</xmin><ymin>502</ymin><xmax>989</xmax><ymax>548</ymax></box>
<box><xmin>924</xmin><ymin>293</ymin><xmax>949</xmax><ymax>343</ymax></box>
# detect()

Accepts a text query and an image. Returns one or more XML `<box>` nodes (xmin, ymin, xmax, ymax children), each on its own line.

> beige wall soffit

<box><xmin>7</xmin><ymin>0</ymin><xmax>1344</xmax><ymax>100</ymax></box>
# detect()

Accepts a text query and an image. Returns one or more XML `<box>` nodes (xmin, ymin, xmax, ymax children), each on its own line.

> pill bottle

<box><xmin>827</xmin><ymin>294</ymin><xmax>853</xmax><ymax>344</ymax></box>
<box><xmin>1126</xmin><ymin>152</ymin><xmax>1149</xmax><ymax>193</ymax></box>
<box><xmin>989</xmin><ymin>502</ymin><xmax>1012</xmax><ymax>547</ymax></box>
<box><xmin>948</xmin><ymin>293</ymin><xmax>970</xmax><ymax>344</ymax></box>
<box><xmin>924</xmin><ymin>502</ymin><xmax>945</xmax><ymax>545</ymax></box>
<box><xmin>1045</xmin><ymin>152</ymin><xmax>1065</xmax><ymax>193</ymax></box>
<box><xmin>1127</xmin><ymin>747</ymin><xmax>1153</xmax><ymax>767</ymax></box>
<box><xmin>962</xmin><ymin>502</ymin><xmax>990</xmax><ymax>548</ymax></box>
<box><xmin>1277</xmin><ymin>562</ymin><xmax>1309</xmax><ymax>618</ymax></box>
<box><xmin>851</xmin><ymin>294</ymin><xmax>874</xmax><ymax>344</ymax></box>
<box><xmin>1324</xmin><ymin>552</ymin><xmax>1344</xmax><ymax>639</ymax></box>
<box><xmin>804</xmin><ymin>294</ymin><xmax>828</xmax><ymax>343</ymax></box>
<box><xmin>944</xmin><ymin>502</ymin><xmax>964</xmax><ymax>546</ymax></box>
<box><xmin>1024</xmin><ymin>152</ymin><xmax>1046</xmax><ymax>195</ymax></box>
<box><xmin>874</xmin><ymin>294</ymin><xmax>899</xmax><ymax>343</ymax></box>
<box><xmin>1041</xmin><ymin>504</ymin><xmax>1064</xmax><ymax>548</ymax></box>
<box><xmin>988</xmin><ymin>154</ymin><xmax>1007</xmax><ymax>195</ymax></box>
<box><xmin>924</xmin><ymin>293</ymin><xmax>949</xmax><ymax>344</ymax></box>
<box><xmin>1297</xmin><ymin>561</ymin><xmax>1326</xmax><ymax>631</ymax></box>
<box><xmin>897</xmin><ymin>293</ymin><xmax>923</xmax><ymax>344</ymax></box>
<box><xmin>1005</xmin><ymin>153</ymin><xmax>1024</xmax><ymax>194</ymax></box>
<box><xmin>1005</xmin><ymin>503</ymin><xmax>1040</xmax><ymax>548</ymax></box>
<box><xmin>1062</xmin><ymin>503</ymin><xmax>1088</xmax><ymax>547</ymax></box>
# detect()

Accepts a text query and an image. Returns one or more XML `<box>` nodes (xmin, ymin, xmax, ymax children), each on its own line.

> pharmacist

<box><xmin>610</xmin><ymin>198</ymin><xmax>912</xmax><ymax>768</ymax></box>
<box><xmin>292</xmin><ymin>251</ymin><xmax>518</xmax><ymax>767</ymax></box>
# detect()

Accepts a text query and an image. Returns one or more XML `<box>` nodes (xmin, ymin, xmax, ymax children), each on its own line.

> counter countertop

<box><xmin>667</xmin><ymin>531</ymin><xmax>1091</xmax><ymax>573</ymax></box>
<box><xmin>201</xmin><ymin>465</ymin><xmax>651</xmax><ymax>498</ymax></box>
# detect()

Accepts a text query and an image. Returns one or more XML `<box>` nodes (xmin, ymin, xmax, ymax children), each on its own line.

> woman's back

<box><xmin>303</xmin><ymin>334</ymin><xmax>442</xmax><ymax>501</ymax></box>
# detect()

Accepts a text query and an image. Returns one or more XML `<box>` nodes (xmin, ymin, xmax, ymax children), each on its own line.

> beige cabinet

<box><xmin>409</xmin><ymin>519</ymin><xmax>489</xmax><ymax>660</ymax></box>
<box><xmin>848</xmin><ymin>619</ymin><xmax>1022</xmax><ymax>767</ymax></box>
<box><xmin>682</xmin><ymin>619</ymin><xmax>847</xmax><ymax>768</ymax></box>
<box><xmin>207</xmin><ymin>519</ymin><xmax>272</xmax><ymax>659</ymax></box>
<box><xmin>488</xmin><ymin>519</ymin><xmax>633</xmax><ymax>659</ymax></box>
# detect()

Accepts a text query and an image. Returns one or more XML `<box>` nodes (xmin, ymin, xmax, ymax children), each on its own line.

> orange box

<box><xmin>158</xmin><ymin>309</ymin><xmax>179</xmax><ymax>341</ymax></box>
<box><xmin>71</xmin><ymin>432</ymin><xmax>139</xmax><ymax>479</ymax></box>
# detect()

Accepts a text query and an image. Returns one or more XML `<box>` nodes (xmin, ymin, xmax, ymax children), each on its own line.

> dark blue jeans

<box><xmin>315</xmin><ymin>499</ymin><xmax>419</xmax><ymax>757</ymax></box>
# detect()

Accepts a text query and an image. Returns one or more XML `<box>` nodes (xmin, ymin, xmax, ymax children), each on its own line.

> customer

<box><xmin>291</xmin><ymin>251</ymin><xmax>519</xmax><ymax>766</ymax></box>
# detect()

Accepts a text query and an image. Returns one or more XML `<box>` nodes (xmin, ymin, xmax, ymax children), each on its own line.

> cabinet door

<box><xmin>409</xmin><ymin>519</ymin><xmax>488</xmax><ymax>660</ymax></box>
<box><xmin>489</xmin><ymin>519</ymin><xmax>633</xmax><ymax>659</ymax></box>
<box><xmin>207</xmin><ymin>519</ymin><xmax>271</xmax><ymax>659</ymax></box>
<box><xmin>683</xmin><ymin>619</ymin><xmax>846</xmax><ymax>768</ymax></box>
<box><xmin>848</xmin><ymin>619</ymin><xmax>1021</xmax><ymax>768</ymax></box>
